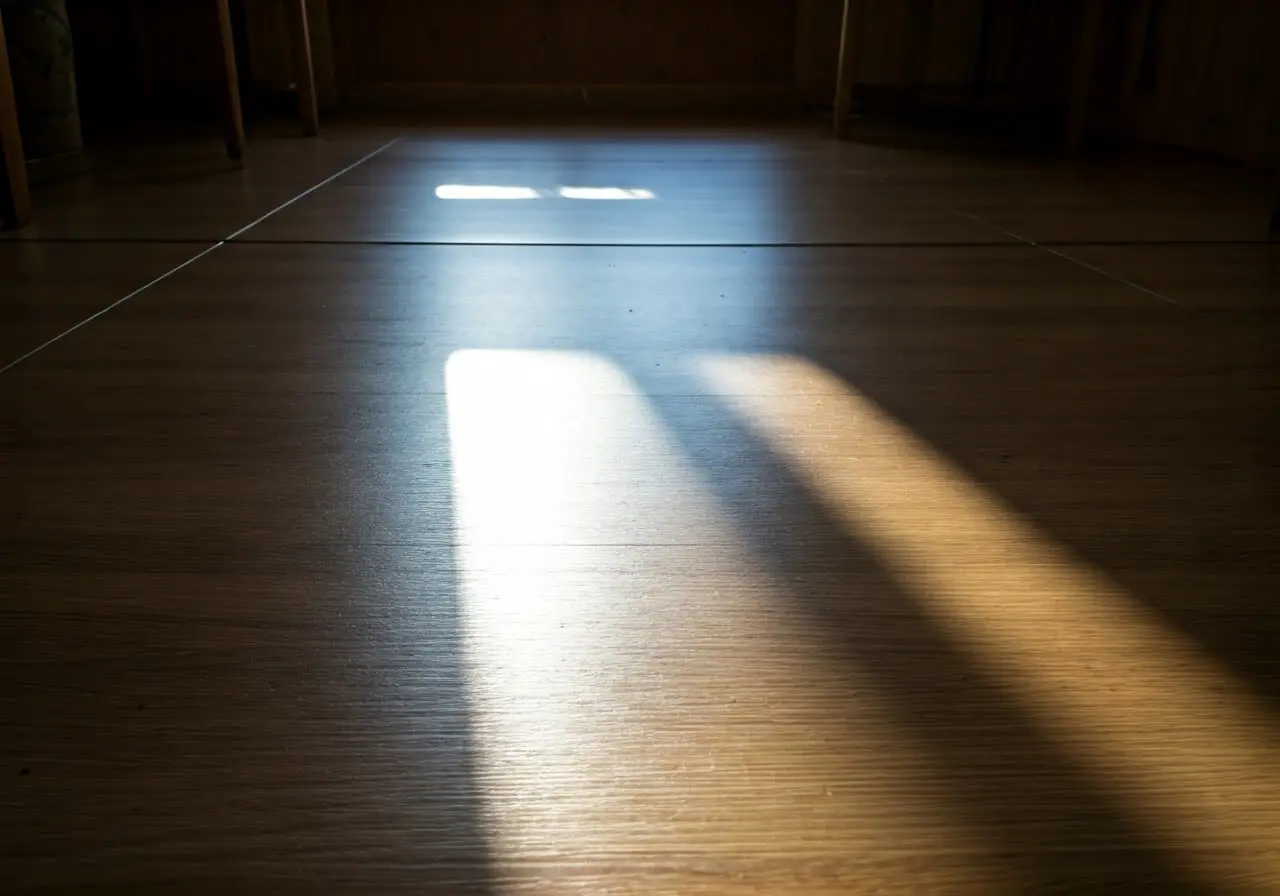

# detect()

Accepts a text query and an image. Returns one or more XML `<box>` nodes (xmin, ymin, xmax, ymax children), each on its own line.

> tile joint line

<box><xmin>846</xmin><ymin>165</ymin><xmax>1201</xmax><ymax>315</ymax></box>
<box><xmin>0</xmin><ymin>137</ymin><xmax>402</xmax><ymax>377</ymax></box>
<box><xmin>955</xmin><ymin>209</ymin><xmax>1200</xmax><ymax>314</ymax></box>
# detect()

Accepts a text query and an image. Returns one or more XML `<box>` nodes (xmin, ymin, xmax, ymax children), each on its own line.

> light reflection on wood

<box><xmin>445</xmin><ymin>350</ymin><xmax>993</xmax><ymax>894</ymax></box>
<box><xmin>698</xmin><ymin>353</ymin><xmax>1280</xmax><ymax>890</ymax></box>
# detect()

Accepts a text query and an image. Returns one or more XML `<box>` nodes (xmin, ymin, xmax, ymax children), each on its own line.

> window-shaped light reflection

<box><xmin>433</xmin><ymin>184</ymin><xmax>656</xmax><ymax>201</ymax></box>
<box><xmin>557</xmin><ymin>187</ymin><xmax>656</xmax><ymax>200</ymax></box>
<box><xmin>445</xmin><ymin>349</ymin><xmax>988</xmax><ymax>888</ymax></box>
<box><xmin>695</xmin><ymin>353</ymin><xmax>1280</xmax><ymax>889</ymax></box>
<box><xmin>435</xmin><ymin>184</ymin><xmax>541</xmax><ymax>200</ymax></box>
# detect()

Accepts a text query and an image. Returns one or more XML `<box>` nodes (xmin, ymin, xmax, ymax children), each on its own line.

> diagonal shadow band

<box><xmin>622</xmin><ymin>356</ymin><xmax>1205</xmax><ymax>894</ymax></box>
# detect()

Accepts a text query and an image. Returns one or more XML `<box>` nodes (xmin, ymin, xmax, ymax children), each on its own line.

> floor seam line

<box><xmin>952</xmin><ymin>209</ymin><xmax>1202</xmax><ymax>315</ymax></box>
<box><xmin>840</xmin><ymin>163</ymin><xmax>1203</xmax><ymax>314</ymax></box>
<box><xmin>0</xmin><ymin>137</ymin><xmax>402</xmax><ymax>377</ymax></box>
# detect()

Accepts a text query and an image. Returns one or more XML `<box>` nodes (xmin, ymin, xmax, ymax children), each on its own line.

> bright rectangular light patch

<box><xmin>444</xmin><ymin>349</ymin><xmax>973</xmax><ymax>885</ymax></box>
<box><xmin>557</xmin><ymin>187</ymin><xmax>655</xmax><ymax>200</ymax></box>
<box><xmin>435</xmin><ymin>184</ymin><xmax>541</xmax><ymax>200</ymax></box>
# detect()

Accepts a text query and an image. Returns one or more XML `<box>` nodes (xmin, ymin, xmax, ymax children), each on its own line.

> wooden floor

<box><xmin>2</xmin><ymin>121</ymin><xmax>1278</xmax><ymax>895</ymax></box>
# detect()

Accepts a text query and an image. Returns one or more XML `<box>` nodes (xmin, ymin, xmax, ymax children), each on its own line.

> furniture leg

<box><xmin>833</xmin><ymin>0</ymin><xmax>861</xmax><ymax>138</ymax></box>
<box><xmin>0</xmin><ymin>9</ymin><xmax>32</xmax><ymax>228</ymax></box>
<box><xmin>215</xmin><ymin>0</ymin><xmax>246</xmax><ymax>161</ymax></box>
<box><xmin>286</xmin><ymin>0</ymin><xmax>318</xmax><ymax>137</ymax></box>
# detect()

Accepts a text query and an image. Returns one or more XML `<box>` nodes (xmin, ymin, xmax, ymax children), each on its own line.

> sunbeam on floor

<box><xmin>445</xmin><ymin>349</ymin><xmax>1008</xmax><ymax>894</ymax></box>
<box><xmin>696</xmin><ymin>353</ymin><xmax>1280</xmax><ymax>891</ymax></box>
<box><xmin>4</xmin><ymin>118</ymin><xmax>1276</xmax><ymax>895</ymax></box>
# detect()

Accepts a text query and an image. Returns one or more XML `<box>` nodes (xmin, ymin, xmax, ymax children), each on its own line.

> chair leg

<box><xmin>0</xmin><ymin>11</ymin><xmax>32</xmax><ymax>228</ymax></box>
<box><xmin>287</xmin><ymin>0</ymin><xmax>319</xmax><ymax>137</ymax></box>
<box><xmin>833</xmin><ymin>0</ymin><xmax>861</xmax><ymax>139</ymax></box>
<box><xmin>215</xmin><ymin>0</ymin><xmax>245</xmax><ymax>162</ymax></box>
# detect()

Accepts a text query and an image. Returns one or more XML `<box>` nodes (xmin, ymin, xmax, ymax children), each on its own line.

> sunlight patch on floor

<box><xmin>696</xmin><ymin>353</ymin><xmax>1280</xmax><ymax>889</ymax></box>
<box><xmin>557</xmin><ymin>186</ymin><xmax>656</xmax><ymax>200</ymax></box>
<box><xmin>434</xmin><ymin>185</ymin><xmax>656</xmax><ymax>200</ymax></box>
<box><xmin>436</xmin><ymin>185</ymin><xmax>541</xmax><ymax>200</ymax></box>
<box><xmin>445</xmin><ymin>349</ymin><xmax>991</xmax><ymax>893</ymax></box>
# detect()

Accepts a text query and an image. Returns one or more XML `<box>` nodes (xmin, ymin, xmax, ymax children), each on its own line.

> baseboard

<box><xmin>341</xmin><ymin>83</ymin><xmax>802</xmax><ymax>116</ymax></box>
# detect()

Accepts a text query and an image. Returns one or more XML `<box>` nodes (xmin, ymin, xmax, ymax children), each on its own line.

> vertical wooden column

<box><xmin>833</xmin><ymin>0</ymin><xmax>861</xmax><ymax>138</ymax></box>
<box><xmin>286</xmin><ymin>0</ymin><xmax>319</xmax><ymax>137</ymax></box>
<box><xmin>0</xmin><ymin>9</ymin><xmax>32</xmax><ymax>229</ymax></box>
<box><xmin>1067</xmin><ymin>0</ymin><xmax>1103</xmax><ymax>151</ymax></box>
<box><xmin>215</xmin><ymin>0</ymin><xmax>246</xmax><ymax>161</ymax></box>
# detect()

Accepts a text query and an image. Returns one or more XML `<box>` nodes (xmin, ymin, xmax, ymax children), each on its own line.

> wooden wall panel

<box><xmin>922</xmin><ymin>0</ymin><xmax>984</xmax><ymax>87</ymax></box>
<box><xmin>245</xmin><ymin>0</ymin><xmax>338</xmax><ymax>107</ymax></box>
<box><xmin>1117</xmin><ymin>0</ymin><xmax>1279</xmax><ymax>165</ymax></box>
<box><xmin>824</xmin><ymin>0</ymin><xmax>1276</xmax><ymax>165</ymax></box>
<box><xmin>339</xmin><ymin>0</ymin><xmax>798</xmax><ymax>86</ymax></box>
<box><xmin>65</xmin><ymin>0</ymin><xmax>227</xmax><ymax>130</ymax></box>
<box><xmin>124</xmin><ymin>0</ymin><xmax>224</xmax><ymax>99</ymax></box>
<box><xmin>839</xmin><ymin>0</ymin><xmax>1081</xmax><ymax>101</ymax></box>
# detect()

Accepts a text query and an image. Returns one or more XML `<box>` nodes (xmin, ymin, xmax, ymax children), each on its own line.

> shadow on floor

<box><xmin>626</xmin><ymin>357</ymin><xmax>1206</xmax><ymax>894</ymax></box>
<box><xmin>0</xmin><ymin>350</ymin><xmax>497</xmax><ymax>895</ymax></box>
<box><xmin>799</xmin><ymin>315</ymin><xmax>1280</xmax><ymax>716</ymax></box>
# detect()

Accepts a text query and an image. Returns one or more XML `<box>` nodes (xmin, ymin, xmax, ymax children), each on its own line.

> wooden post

<box><xmin>1068</xmin><ymin>0</ymin><xmax>1103</xmax><ymax>151</ymax></box>
<box><xmin>833</xmin><ymin>0</ymin><xmax>861</xmax><ymax>138</ymax></box>
<box><xmin>0</xmin><ymin>9</ymin><xmax>32</xmax><ymax>229</ymax></box>
<box><xmin>215</xmin><ymin>0</ymin><xmax>246</xmax><ymax>161</ymax></box>
<box><xmin>286</xmin><ymin>0</ymin><xmax>319</xmax><ymax>137</ymax></box>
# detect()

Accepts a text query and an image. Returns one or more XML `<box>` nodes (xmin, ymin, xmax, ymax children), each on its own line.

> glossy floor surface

<box><xmin>2</xmin><ymin>121</ymin><xmax>1278</xmax><ymax>894</ymax></box>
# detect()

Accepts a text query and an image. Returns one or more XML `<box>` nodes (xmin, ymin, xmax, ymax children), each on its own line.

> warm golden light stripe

<box><xmin>445</xmin><ymin>350</ymin><xmax>994</xmax><ymax>893</ymax></box>
<box><xmin>697</xmin><ymin>354</ymin><xmax>1280</xmax><ymax>889</ymax></box>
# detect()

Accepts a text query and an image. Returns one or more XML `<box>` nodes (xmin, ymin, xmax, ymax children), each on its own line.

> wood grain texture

<box><xmin>0</xmin><ymin>241</ymin><xmax>196</xmax><ymax>363</ymax></box>
<box><xmin>225</xmin><ymin>125</ymin><xmax>1275</xmax><ymax>244</ymax></box>
<box><xmin>2</xmin><ymin>124</ymin><xmax>1278</xmax><ymax>894</ymax></box>
<box><xmin>0</xmin><ymin>126</ymin><xmax>398</xmax><ymax>242</ymax></box>
<box><xmin>840</xmin><ymin>137</ymin><xmax>1274</xmax><ymax>242</ymax></box>
<box><xmin>1116</xmin><ymin>0</ymin><xmax>1280</xmax><ymax>165</ymax></box>
<box><xmin>237</xmin><ymin>126</ymin><xmax>1013</xmax><ymax>245</ymax></box>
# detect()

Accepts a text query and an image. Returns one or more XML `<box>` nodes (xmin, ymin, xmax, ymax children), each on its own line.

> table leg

<box><xmin>833</xmin><ymin>0</ymin><xmax>861</xmax><ymax>138</ymax></box>
<box><xmin>215</xmin><ymin>0</ymin><xmax>245</xmax><ymax>162</ymax></box>
<box><xmin>286</xmin><ymin>0</ymin><xmax>319</xmax><ymax>137</ymax></box>
<box><xmin>0</xmin><ymin>9</ymin><xmax>32</xmax><ymax>228</ymax></box>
